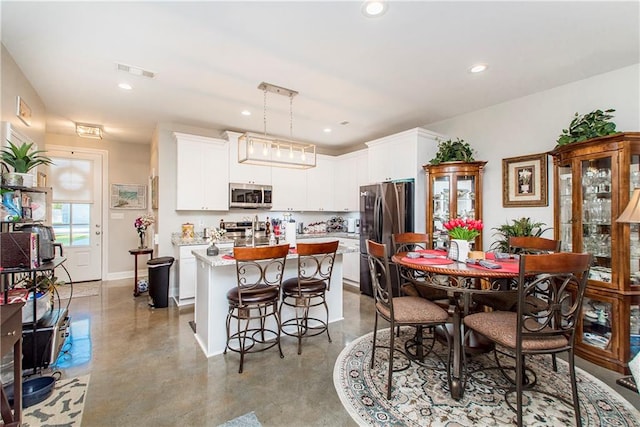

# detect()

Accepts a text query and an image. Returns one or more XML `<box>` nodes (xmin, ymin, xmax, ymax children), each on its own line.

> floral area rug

<box><xmin>334</xmin><ymin>328</ymin><xmax>640</xmax><ymax>426</ymax></box>
<box><xmin>54</xmin><ymin>281</ymin><xmax>101</xmax><ymax>300</ymax></box>
<box><xmin>22</xmin><ymin>375</ymin><xmax>90</xmax><ymax>426</ymax></box>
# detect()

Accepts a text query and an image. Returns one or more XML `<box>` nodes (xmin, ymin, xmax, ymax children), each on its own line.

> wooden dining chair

<box><xmin>366</xmin><ymin>239</ymin><xmax>451</xmax><ymax>399</ymax></box>
<box><xmin>280</xmin><ymin>240</ymin><xmax>339</xmax><ymax>355</ymax></box>
<box><xmin>392</xmin><ymin>232</ymin><xmax>448</xmax><ymax>302</ymax></box>
<box><xmin>224</xmin><ymin>244</ymin><xmax>290</xmax><ymax>373</ymax></box>
<box><xmin>463</xmin><ymin>252</ymin><xmax>592</xmax><ymax>427</ymax></box>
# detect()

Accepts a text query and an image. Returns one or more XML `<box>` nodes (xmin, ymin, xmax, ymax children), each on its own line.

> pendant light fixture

<box><xmin>238</xmin><ymin>82</ymin><xmax>316</xmax><ymax>169</ymax></box>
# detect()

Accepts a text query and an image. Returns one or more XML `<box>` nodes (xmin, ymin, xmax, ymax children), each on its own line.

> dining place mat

<box><xmin>401</xmin><ymin>256</ymin><xmax>455</xmax><ymax>265</ymax></box>
<box><xmin>416</xmin><ymin>249</ymin><xmax>449</xmax><ymax>256</ymax></box>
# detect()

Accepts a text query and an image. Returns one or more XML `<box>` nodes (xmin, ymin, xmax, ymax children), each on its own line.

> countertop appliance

<box><xmin>229</xmin><ymin>183</ymin><xmax>272</xmax><ymax>209</ymax></box>
<box><xmin>15</xmin><ymin>224</ymin><xmax>59</xmax><ymax>262</ymax></box>
<box><xmin>359</xmin><ymin>180</ymin><xmax>414</xmax><ymax>297</ymax></box>
<box><xmin>346</xmin><ymin>218</ymin><xmax>357</xmax><ymax>233</ymax></box>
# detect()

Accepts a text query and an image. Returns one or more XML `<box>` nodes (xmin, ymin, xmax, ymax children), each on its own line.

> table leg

<box><xmin>133</xmin><ymin>255</ymin><xmax>139</xmax><ymax>297</ymax></box>
<box><xmin>450</xmin><ymin>305</ymin><xmax>463</xmax><ymax>400</ymax></box>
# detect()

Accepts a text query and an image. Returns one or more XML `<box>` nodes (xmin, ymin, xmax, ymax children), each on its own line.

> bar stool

<box><xmin>224</xmin><ymin>244</ymin><xmax>289</xmax><ymax>373</ymax></box>
<box><xmin>280</xmin><ymin>240</ymin><xmax>339</xmax><ymax>355</ymax></box>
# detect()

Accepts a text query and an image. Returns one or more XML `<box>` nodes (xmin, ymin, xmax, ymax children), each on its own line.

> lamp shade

<box><xmin>617</xmin><ymin>188</ymin><xmax>640</xmax><ymax>223</ymax></box>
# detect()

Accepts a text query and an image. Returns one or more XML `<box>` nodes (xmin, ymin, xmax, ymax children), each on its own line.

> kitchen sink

<box><xmin>232</xmin><ymin>237</ymin><xmax>271</xmax><ymax>247</ymax></box>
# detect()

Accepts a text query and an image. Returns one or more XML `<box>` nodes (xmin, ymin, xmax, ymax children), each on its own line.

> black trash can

<box><xmin>147</xmin><ymin>256</ymin><xmax>174</xmax><ymax>308</ymax></box>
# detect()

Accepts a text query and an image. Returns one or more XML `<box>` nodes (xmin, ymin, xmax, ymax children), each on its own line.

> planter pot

<box><xmin>2</xmin><ymin>172</ymin><xmax>23</xmax><ymax>187</ymax></box>
<box><xmin>449</xmin><ymin>239</ymin><xmax>471</xmax><ymax>262</ymax></box>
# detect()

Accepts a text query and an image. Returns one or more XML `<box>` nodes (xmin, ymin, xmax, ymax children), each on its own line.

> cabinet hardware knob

<box><xmin>3</xmin><ymin>331</ymin><xmax>16</xmax><ymax>336</ymax></box>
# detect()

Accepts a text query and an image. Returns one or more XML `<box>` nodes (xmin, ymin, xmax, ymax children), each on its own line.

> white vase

<box><xmin>449</xmin><ymin>239</ymin><xmax>471</xmax><ymax>262</ymax></box>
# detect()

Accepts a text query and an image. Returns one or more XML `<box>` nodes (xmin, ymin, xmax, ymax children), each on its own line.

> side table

<box><xmin>129</xmin><ymin>248</ymin><xmax>154</xmax><ymax>297</ymax></box>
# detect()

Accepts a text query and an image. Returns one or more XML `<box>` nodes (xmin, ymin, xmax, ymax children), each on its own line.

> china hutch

<box><xmin>424</xmin><ymin>161</ymin><xmax>487</xmax><ymax>251</ymax></box>
<box><xmin>550</xmin><ymin>132</ymin><xmax>640</xmax><ymax>373</ymax></box>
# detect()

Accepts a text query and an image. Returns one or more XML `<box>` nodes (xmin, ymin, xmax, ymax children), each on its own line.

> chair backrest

<box><xmin>516</xmin><ymin>252</ymin><xmax>592</xmax><ymax>351</ymax></box>
<box><xmin>366</xmin><ymin>240</ymin><xmax>394</xmax><ymax>317</ymax></box>
<box><xmin>294</xmin><ymin>240</ymin><xmax>339</xmax><ymax>291</ymax></box>
<box><xmin>392</xmin><ymin>232</ymin><xmax>430</xmax><ymax>253</ymax></box>
<box><xmin>509</xmin><ymin>236</ymin><xmax>560</xmax><ymax>254</ymax></box>
<box><xmin>233</xmin><ymin>244</ymin><xmax>290</xmax><ymax>303</ymax></box>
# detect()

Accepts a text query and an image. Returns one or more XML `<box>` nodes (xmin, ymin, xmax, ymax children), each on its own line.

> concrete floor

<box><xmin>56</xmin><ymin>279</ymin><xmax>639</xmax><ymax>426</ymax></box>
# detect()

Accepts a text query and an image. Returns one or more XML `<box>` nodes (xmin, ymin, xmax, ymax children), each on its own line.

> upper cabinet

<box><xmin>225</xmin><ymin>131</ymin><xmax>272</xmax><ymax>185</ymax></box>
<box><xmin>271</xmin><ymin>166</ymin><xmax>307</xmax><ymax>211</ymax></box>
<box><xmin>550</xmin><ymin>132</ymin><xmax>640</xmax><ymax>373</ymax></box>
<box><xmin>174</xmin><ymin>132</ymin><xmax>229</xmax><ymax>211</ymax></box>
<box><xmin>335</xmin><ymin>150</ymin><xmax>368</xmax><ymax>212</ymax></box>
<box><xmin>366</xmin><ymin>128</ymin><xmax>441</xmax><ymax>232</ymax></box>
<box><xmin>306</xmin><ymin>155</ymin><xmax>335</xmax><ymax>211</ymax></box>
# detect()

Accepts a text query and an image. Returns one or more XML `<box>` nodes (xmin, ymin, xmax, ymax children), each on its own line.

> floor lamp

<box><xmin>615</xmin><ymin>188</ymin><xmax>640</xmax><ymax>392</ymax></box>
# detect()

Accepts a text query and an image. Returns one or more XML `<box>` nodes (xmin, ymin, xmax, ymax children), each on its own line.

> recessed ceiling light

<box><xmin>362</xmin><ymin>1</ymin><xmax>387</xmax><ymax>17</ymax></box>
<box><xmin>323</xmin><ymin>128</ymin><xmax>332</xmax><ymax>133</ymax></box>
<box><xmin>118</xmin><ymin>83</ymin><xmax>133</xmax><ymax>90</ymax></box>
<box><xmin>241</xmin><ymin>110</ymin><xmax>251</xmax><ymax>116</ymax></box>
<box><xmin>470</xmin><ymin>64</ymin><xmax>488</xmax><ymax>73</ymax></box>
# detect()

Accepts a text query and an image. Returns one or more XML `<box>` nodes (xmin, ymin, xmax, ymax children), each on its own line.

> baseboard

<box><xmin>105</xmin><ymin>269</ymin><xmax>147</xmax><ymax>281</ymax></box>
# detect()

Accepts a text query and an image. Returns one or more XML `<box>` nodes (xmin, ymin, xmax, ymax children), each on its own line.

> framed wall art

<box><xmin>502</xmin><ymin>153</ymin><xmax>548</xmax><ymax>207</ymax></box>
<box><xmin>16</xmin><ymin>96</ymin><xmax>32</xmax><ymax>127</ymax></box>
<box><xmin>151</xmin><ymin>176</ymin><xmax>159</xmax><ymax>209</ymax></box>
<box><xmin>110</xmin><ymin>183</ymin><xmax>147</xmax><ymax>209</ymax></box>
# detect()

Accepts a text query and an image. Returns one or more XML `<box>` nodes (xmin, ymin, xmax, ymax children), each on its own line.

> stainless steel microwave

<box><xmin>229</xmin><ymin>183</ymin><xmax>273</xmax><ymax>209</ymax></box>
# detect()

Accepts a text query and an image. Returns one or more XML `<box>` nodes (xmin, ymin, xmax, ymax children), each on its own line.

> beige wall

<box><xmin>45</xmin><ymin>133</ymin><xmax>151</xmax><ymax>278</ymax></box>
<box><xmin>1</xmin><ymin>44</ymin><xmax>46</xmax><ymax>148</ymax></box>
<box><xmin>426</xmin><ymin>64</ymin><xmax>640</xmax><ymax>250</ymax></box>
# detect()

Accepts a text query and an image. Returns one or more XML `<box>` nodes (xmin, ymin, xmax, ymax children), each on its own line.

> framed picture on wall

<box><xmin>16</xmin><ymin>96</ymin><xmax>32</xmax><ymax>127</ymax></box>
<box><xmin>110</xmin><ymin>183</ymin><xmax>147</xmax><ymax>209</ymax></box>
<box><xmin>502</xmin><ymin>153</ymin><xmax>548</xmax><ymax>207</ymax></box>
<box><xmin>151</xmin><ymin>176</ymin><xmax>159</xmax><ymax>209</ymax></box>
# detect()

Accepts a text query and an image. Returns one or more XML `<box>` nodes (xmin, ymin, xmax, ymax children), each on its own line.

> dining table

<box><xmin>391</xmin><ymin>249</ymin><xmax>522</xmax><ymax>400</ymax></box>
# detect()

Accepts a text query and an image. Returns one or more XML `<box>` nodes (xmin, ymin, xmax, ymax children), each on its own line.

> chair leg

<box><xmin>568</xmin><ymin>349</ymin><xmax>582</xmax><ymax>427</ymax></box>
<box><xmin>387</xmin><ymin>321</ymin><xmax>395</xmax><ymax>400</ymax></box>
<box><xmin>322</xmin><ymin>295</ymin><xmax>332</xmax><ymax>343</ymax></box>
<box><xmin>273</xmin><ymin>301</ymin><xmax>285</xmax><ymax>360</ymax></box>
<box><xmin>516</xmin><ymin>352</ymin><xmax>524</xmax><ymax>427</ymax></box>
<box><xmin>552</xmin><ymin>354</ymin><xmax>558</xmax><ymax>372</ymax></box>
<box><xmin>371</xmin><ymin>313</ymin><xmax>379</xmax><ymax>369</ymax></box>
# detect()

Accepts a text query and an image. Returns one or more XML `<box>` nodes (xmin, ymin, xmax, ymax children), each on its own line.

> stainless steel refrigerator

<box><xmin>359</xmin><ymin>180</ymin><xmax>414</xmax><ymax>296</ymax></box>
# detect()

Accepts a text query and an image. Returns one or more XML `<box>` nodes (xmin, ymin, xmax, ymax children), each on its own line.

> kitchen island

<box><xmin>192</xmin><ymin>240</ymin><xmax>358</xmax><ymax>358</ymax></box>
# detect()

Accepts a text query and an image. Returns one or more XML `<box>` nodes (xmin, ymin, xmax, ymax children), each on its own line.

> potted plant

<box><xmin>556</xmin><ymin>108</ymin><xmax>618</xmax><ymax>146</ymax></box>
<box><xmin>429</xmin><ymin>137</ymin><xmax>475</xmax><ymax>165</ymax></box>
<box><xmin>489</xmin><ymin>217</ymin><xmax>550</xmax><ymax>253</ymax></box>
<box><xmin>1</xmin><ymin>141</ymin><xmax>53</xmax><ymax>187</ymax></box>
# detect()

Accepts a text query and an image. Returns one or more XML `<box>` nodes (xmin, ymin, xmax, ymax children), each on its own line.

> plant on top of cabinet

<box><xmin>556</xmin><ymin>108</ymin><xmax>618</xmax><ymax>146</ymax></box>
<box><xmin>489</xmin><ymin>217</ymin><xmax>550</xmax><ymax>253</ymax></box>
<box><xmin>429</xmin><ymin>137</ymin><xmax>475</xmax><ymax>165</ymax></box>
<box><xmin>1</xmin><ymin>141</ymin><xmax>53</xmax><ymax>173</ymax></box>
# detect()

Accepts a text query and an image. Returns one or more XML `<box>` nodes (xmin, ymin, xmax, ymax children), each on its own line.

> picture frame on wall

<box><xmin>502</xmin><ymin>153</ymin><xmax>548</xmax><ymax>207</ymax></box>
<box><xmin>110</xmin><ymin>183</ymin><xmax>147</xmax><ymax>209</ymax></box>
<box><xmin>151</xmin><ymin>176</ymin><xmax>159</xmax><ymax>209</ymax></box>
<box><xmin>16</xmin><ymin>96</ymin><xmax>32</xmax><ymax>127</ymax></box>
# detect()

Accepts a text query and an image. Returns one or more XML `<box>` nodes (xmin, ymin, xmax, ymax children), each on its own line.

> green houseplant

<box><xmin>489</xmin><ymin>217</ymin><xmax>550</xmax><ymax>253</ymax></box>
<box><xmin>1</xmin><ymin>141</ymin><xmax>53</xmax><ymax>186</ymax></box>
<box><xmin>556</xmin><ymin>108</ymin><xmax>618</xmax><ymax>146</ymax></box>
<box><xmin>429</xmin><ymin>138</ymin><xmax>475</xmax><ymax>165</ymax></box>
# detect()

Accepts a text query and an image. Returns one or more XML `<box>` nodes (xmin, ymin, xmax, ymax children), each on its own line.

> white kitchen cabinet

<box><xmin>225</xmin><ymin>130</ymin><xmax>272</xmax><ymax>185</ymax></box>
<box><xmin>335</xmin><ymin>150</ymin><xmax>367</xmax><ymax>211</ymax></box>
<box><xmin>271</xmin><ymin>166</ymin><xmax>307</xmax><ymax>211</ymax></box>
<box><xmin>174</xmin><ymin>132</ymin><xmax>229</xmax><ymax>211</ymax></box>
<box><xmin>338</xmin><ymin>238</ymin><xmax>360</xmax><ymax>285</ymax></box>
<box><xmin>306</xmin><ymin>154</ymin><xmax>335</xmax><ymax>211</ymax></box>
<box><xmin>174</xmin><ymin>244</ymin><xmax>209</xmax><ymax>306</ymax></box>
<box><xmin>366</xmin><ymin>128</ymin><xmax>442</xmax><ymax>232</ymax></box>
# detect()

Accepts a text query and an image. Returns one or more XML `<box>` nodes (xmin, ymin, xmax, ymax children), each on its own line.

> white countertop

<box><xmin>192</xmin><ymin>243</ymin><xmax>359</xmax><ymax>267</ymax></box>
<box><xmin>172</xmin><ymin>232</ymin><xmax>359</xmax><ymax>246</ymax></box>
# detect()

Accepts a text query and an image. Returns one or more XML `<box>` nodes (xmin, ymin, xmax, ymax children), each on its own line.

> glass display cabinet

<box><xmin>424</xmin><ymin>161</ymin><xmax>487</xmax><ymax>251</ymax></box>
<box><xmin>550</xmin><ymin>132</ymin><xmax>640</xmax><ymax>373</ymax></box>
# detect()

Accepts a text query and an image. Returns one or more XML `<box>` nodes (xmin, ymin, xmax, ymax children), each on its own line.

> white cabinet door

<box><xmin>271</xmin><ymin>166</ymin><xmax>307</xmax><ymax>211</ymax></box>
<box><xmin>177</xmin><ymin>244</ymin><xmax>208</xmax><ymax>305</ymax></box>
<box><xmin>367</xmin><ymin>141</ymin><xmax>395</xmax><ymax>183</ymax></box>
<box><xmin>335</xmin><ymin>150</ymin><xmax>366</xmax><ymax>212</ymax></box>
<box><xmin>227</xmin><ymin>131</ymin><xmax>272</xmax><ymax>184</ymax></box>
<box><xmin>338</xmin><ymin>238</ymin><xmax>360</xmax><ymax>284</ymax></box>
<box><xmin>175</xmin><ymin>133</ymin><xmax>229</xmax><ymax>211</ymax></box>
<box><xmin>368</xmin><ymin>138</ymin><xmax>415</xmax><ymax>183</ymax></box>
<box><xmin>306</xmin><ymin>154</ymin><xmax>335</xmax><ymax>211</ymax></box>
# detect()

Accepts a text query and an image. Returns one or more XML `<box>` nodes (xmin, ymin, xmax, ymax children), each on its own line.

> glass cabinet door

<box><xmin>432</xmin><ymin>176</ymin><xmax>450</xmax><ymax>249</ymax></box>
<box><xmin>581</xmin><ymin>157</ymin><xmax>612</xmax><ymax>283</ymax></box>
<box><xmin>455</xmin><ymin>175</ymin><xmax>476</xmax><ymax>220</ymax></box>
<box><xmin>581</xmin><ymin>296</ymin><xmax>613</xmax><ymax>351</ymax></box>
<box><xmin>630</xmin><ymin>155</ymin><xmax>640</xmax><ymax>289</ymax></box>
<box><xmin>559</xmin><ymin>165</ymin><xmax>573</xmax><ymax>252</ymax></box>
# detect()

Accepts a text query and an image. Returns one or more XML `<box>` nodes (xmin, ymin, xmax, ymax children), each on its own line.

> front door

<box><xmin>47</xmin><ymin>148</ymin><xmax>104</xmax><ymax>282</ymax></box>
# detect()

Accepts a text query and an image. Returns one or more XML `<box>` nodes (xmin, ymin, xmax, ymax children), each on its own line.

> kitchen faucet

<box><xmin>252</xmin><ymin>214</ymin><xmax>258</xmax><ymax>247</ymax></box>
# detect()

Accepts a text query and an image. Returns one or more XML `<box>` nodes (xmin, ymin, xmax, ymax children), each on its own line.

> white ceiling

<box><xmin>1</xmin><ymin>1</ymin><xmax>639</xmax><ymax>150</ymax></box>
